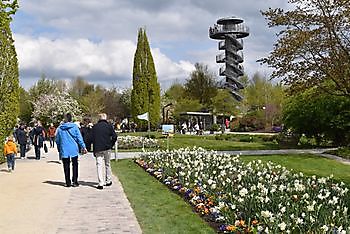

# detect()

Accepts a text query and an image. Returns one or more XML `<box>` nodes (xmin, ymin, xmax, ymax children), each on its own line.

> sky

<box><xmin>11</xmin><ymin>0</ymin><xmax>290</xmax><ymax>90</ymax></box>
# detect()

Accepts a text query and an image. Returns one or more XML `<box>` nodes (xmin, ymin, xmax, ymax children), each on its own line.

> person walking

<box><xmin>30</xmin><ymin>121</ymin><xmax>45</xmax><ymax>160</ymax></box>
<box><xmin>91</xmin><ymin>113</ymin><xmax>117</xmax><ymax>190</ymax></box>
<box><xmin>56</xmin><ymin>113</ymin><xmax>87</xmax><ymax>187</ymax></box>
<box><xmin>4</xmin><ymin>136</ymin><xmax>17</xmax><ymax>172</ymax></box>
<box><xmin>16</xmin><ymin>124</ymin><xmax>27</xmax><ymax>159</ymax></box>
<box><xmin>80</xmin><ymin>118</ymin><xmax>93</xmax><ymax>152</ymax></box>
<box><xmin>48</xmin><ymin>123</ymin><xmax>56</xmax><ymax>148</ymax></box>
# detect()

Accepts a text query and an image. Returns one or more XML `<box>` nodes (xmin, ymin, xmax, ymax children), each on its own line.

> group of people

<box><xmin>4</xmin><ymin>112</ymin><xmax>117</xmax><ymax>190</ymax></box>
<box><xmin>180</xmin><ymin>121</ymin><xmax>203</xmax><ymax>135</ymax></box>
<box><xmin>55</xmin><ymin>112</ymin><xmax>117</xmax><ymax>189</ymax></box>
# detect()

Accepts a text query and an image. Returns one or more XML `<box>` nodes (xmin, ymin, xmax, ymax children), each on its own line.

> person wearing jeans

<box><xmin>4</xmin><ymin>136</ymin><xmax>17</xmax><ymax>172</ymax></box>
<box><xmin>91</xmin><ymin>113</ymin><xmax>117</xmax><ymax>190</ymax></box>
<box><xmin>56</xmin><ymin>113</ymin><xmax>87</xmax><ymax>187</ymax></box>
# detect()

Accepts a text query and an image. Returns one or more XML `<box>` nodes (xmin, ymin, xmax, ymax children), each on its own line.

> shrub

<box><xmin>239</xmin><ymin>135</ymin><xmax>255</xmax><ymax>142</ymax></box>
<box><xmin>261</xmin><ymin>135</ymin><xmax>277</xmax><ymax>142</ymax></box>
<box><xmin>276</xmin><ymin>130</ymin><xmax>300</xmax><ymax>148</ymax></box>
<box><xmin>210</xmin><ymin>123</ymin><xmax>221</xmax><ymax>132</ymax></box>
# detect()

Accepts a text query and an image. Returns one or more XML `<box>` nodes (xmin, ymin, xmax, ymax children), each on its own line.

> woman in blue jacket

<box><xmin>56</xmin><ymin>113</ymin><xmax>87</xmax><ymax>187</ymax></box>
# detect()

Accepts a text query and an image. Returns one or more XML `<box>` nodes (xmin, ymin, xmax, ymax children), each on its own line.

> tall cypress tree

<box><xmin>0</xmin><ymin>0</ymin><xmax>19</xmax><ymax>160</ymax></box>
<box><xmin>131</xmin><ymin>28</ymin><xmax>160</xmax><ymax>129</ymax></box>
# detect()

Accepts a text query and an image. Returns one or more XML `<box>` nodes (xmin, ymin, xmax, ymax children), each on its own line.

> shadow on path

<box><xmin>47</xmin><ymin>160</ymin><xmax>62</xmax><ymax>164</ymax></box>
<box><xmin>0</xmin><ymin>169</ymin><xmax>9</xmax><ymax>173</ymax></box>
<box><xmin>43</xmin><ymin>180</ymin><xmax>98</xmax><ymax>188</ymax></box>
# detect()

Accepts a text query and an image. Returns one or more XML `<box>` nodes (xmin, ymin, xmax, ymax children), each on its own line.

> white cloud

<box><xmin>14</xmin><ymin>34</ymin><xmax>195</xmax><ymax>88</ymax></box>
<box><xmin>12</xmin><ymin>0</ymin><xmax>292</xmax><ymax>89</ymax></box>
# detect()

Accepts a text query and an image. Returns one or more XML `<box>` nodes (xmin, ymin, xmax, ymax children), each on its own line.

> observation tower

<box><xmin>209</xmin><ymin>16</ymin><xmax>249</xmax><ymax>101</ymax></box>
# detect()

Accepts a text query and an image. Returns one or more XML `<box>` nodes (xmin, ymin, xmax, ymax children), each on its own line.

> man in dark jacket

<box><xmin>91</xmin><ymin>113</ymin><xmax>117</xmax><ymax>190</ymax></box>
<box><xmin>16</xmin><ymin>124</ymin><xmax>27</xmax><ymax>159</ymax></box>
<box><xmin>30</xmin><ymin>121</ymin><xmax>45</xmax><ymax>160</ymax></box>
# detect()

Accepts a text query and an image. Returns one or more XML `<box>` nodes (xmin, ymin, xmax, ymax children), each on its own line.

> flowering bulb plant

<box><xmin>117</xmin><ymin>136</ymin><xmax>158</xmax><ymax>149</ymax></box>
<box><xmin>136</xmin><ymin>147</ymin><xmax>349</xmax><ymax>233</ymax></box>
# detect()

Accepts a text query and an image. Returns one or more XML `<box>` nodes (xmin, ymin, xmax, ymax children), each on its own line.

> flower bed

<box><xmin>117</xmin><ymin>135</ymin><xmax>158</xmax><ymax>149</ymax></box>
<box><xmin>136</xmin><ymin>147</ymin><xmax>350</xmax><ymax>233</ymax></box>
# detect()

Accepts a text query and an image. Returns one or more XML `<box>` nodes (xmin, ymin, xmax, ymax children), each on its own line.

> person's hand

<box><xmin>81</xmin><ymin>148</ymin><xmax>88</xmax><ymax>154</ymax></box>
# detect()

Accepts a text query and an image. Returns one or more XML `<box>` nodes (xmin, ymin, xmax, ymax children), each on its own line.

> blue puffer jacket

<box><xmin>56</xmin><ymin>122</ymin><xmax>86</xmax><ymax>158</ymax></box>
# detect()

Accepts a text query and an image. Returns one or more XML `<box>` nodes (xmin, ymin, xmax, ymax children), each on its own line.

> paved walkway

<box><xmin>0</xmin><ymin>146</ymin><xmax>142</xmax><ymax>234</ymax></box>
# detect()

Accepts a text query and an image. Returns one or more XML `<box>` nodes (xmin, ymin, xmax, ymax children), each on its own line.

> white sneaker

<box><xmin>8</xmin><ymin>168</ymin><xmax>12</xmax><ymax>173</ymax></box>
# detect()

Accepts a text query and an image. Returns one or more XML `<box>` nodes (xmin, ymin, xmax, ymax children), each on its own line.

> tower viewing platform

<box><xmin>209</xmin><ymin>16</ymin><xmax>249</xmax><ymax>101</ymax></box>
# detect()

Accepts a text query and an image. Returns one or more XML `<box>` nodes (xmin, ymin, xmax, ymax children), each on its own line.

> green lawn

<box><xmin>119</xmin><ymin>132</ymin><xmax>279</xmax><ymax>151</ymax></box>
<box><xmin>158</xmin><ymin>134</ymin><xmax>279</xmax><ymax>151</ymax></box>
<box><xmin>111</xmin><ymin>159</ymin><xmax>215</xmax><ymax>234</ymax></box>
<box><xmin>240</xmin><ymin>154</ymin><xmax>350</xmax><ymax>184</ymax></box>
<box><xmin>112</xmin><ymin>154</ymin><xmax>350</xmax><ymax>233</ymax></box>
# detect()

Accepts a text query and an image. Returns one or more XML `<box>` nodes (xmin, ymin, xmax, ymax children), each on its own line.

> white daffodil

<box><xmin>261</xmin><ymin>210</ymin><xmax>272</xmax><ymax>218</ymax></box>
<box><xmin>278</xmin><ymin>222</ymin><xmax>287</xmax><ymax>231</ymax></box>
<box><xmin>239</xmin><ymin>188</ymin><xmax>248</xmax><ymax>197</ymax></box>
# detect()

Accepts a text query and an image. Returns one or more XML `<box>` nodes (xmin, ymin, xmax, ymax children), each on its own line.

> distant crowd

<box><xmin>4</xmin><ymin>113</ymin><xmax>118</xmax><ymax>190</ymax></box>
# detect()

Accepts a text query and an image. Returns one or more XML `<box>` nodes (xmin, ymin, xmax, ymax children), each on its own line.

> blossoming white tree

<box><xmin>32</xmin><ymin>92</ymin><xmax>82</xmax><ymax>124</ymax></box>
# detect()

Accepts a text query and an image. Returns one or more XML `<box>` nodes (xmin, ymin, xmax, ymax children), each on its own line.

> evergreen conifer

<box><xmin>0</xmin><ymin>1</ymin><xmax>19</xmax><ymax>161</ymax></box>
<box><xmin>131</xmin><ymin>28</ymin><xmax>160</xmax><ymax>129</ymax></box>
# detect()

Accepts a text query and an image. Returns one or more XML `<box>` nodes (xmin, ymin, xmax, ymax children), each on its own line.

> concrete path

<box><xmin>0</xmin><ymin>145</ymin><xmax>142</xmax><ymax>234</ymax></box>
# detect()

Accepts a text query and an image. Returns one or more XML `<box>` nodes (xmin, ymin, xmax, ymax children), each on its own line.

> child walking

<box><xmin>4</xmin><ymin>135</ymin><xmax>17</xmax><ymax>172</ymax></box>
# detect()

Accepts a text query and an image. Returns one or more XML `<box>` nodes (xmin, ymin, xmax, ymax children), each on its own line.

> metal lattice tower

<box><xmin>209</xmin><ymin>16</ymin><xmax>249</xmax><ymax>101</ymax></box>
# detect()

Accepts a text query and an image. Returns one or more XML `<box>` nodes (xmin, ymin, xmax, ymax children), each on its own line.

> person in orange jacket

<box><xmin>4</xmin><ymin>135</ymin><xmax>17</xmax><ymax>172</ymax></box>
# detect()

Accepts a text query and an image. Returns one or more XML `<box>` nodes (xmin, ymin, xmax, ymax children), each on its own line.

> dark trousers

<box><xmin>49</xmin><ymin>137</ymin><xmax>55</xmax><ymax>148</ymax></box>
<box><xmin>20</xmin><ymin>144</ymin><xmax>26</xmax><ymax>158</ymax></box>
<box><xmin>6</xmin><ymin>154</ymin><xmax>15</xmax><ymax>170</ymax></box>
<box><xmin>34</xmin><ymin>145</ymin><xmax>41</xmax><ymax>160</ymax></box>
<box><xmin>62</xmin><ymin>157</ymin><xmax>78</xmax><ymax>186</ymax></box>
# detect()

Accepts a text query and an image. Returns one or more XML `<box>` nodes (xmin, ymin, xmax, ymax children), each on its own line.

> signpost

<box><xmin>162</xmin><ymin>124</ymin><xmax>174</xmax><ymax>150</ymax></box>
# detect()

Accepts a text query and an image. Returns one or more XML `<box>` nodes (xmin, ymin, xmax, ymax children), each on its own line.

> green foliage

<box><xmin>119</xmin><ymin>88</ymin><xmax>132</xmax><ymax>118</ymax></box>
<box><xmin>18</xmin><ymin>87</ymin><xmax>32</xmax><ymax>124</ymax></box>
<box><xmin>0</xmin><ymin>0</ymin><xmax>19</xmax><ymax>160</ymax></box>
<box><xmin>211</xmin><ymin>89</ymin><xmax>238</xmax><ymax>116</ymax></box>
<box><xmin>172</xmin><ymin>98</ymin><xmax>202</xmax><ymax>121</ymax></box>
<box><xmin>260</xmin><ymin>0</ymin><xmax>350</xmax><ymax>96</ymax></box>
<box><xmin>69</xmin><ymin>76</ymin><xmax>94</xmax><ymax>98</ymax></box>
<box><xmin>209</xmin><ymin>123</ymin><xmax>221</xmax><ymax>132</ymax></box>
<box><xmin>234</xmin><ymin>110</ymin><xmax>265</xmax><ymax>132</ymax></box>
<box><xmin>163</xmin><ymin>83</ymin><xmax>186</xmax><ymax>103</ymax></box>
<box><xmin>184</xmin><ymin>63</ymin><xmax>217</xmax><ymax>107</ymax></box>
<box><xmin>102</xmin><ymin>87</ymin><xmax>124</xmax><ymax>120</ymax></box>
<box><xmin>283</xmin><ymin>87</ymin><xmax>350</xmax><ymax>146</ymax></box>
<box><xmin>81</xmin><ymin>89</ymin><xmax>105</xmax><ymax>117</ymax></box>
<box><xmin>239</xmin><ymin>73</ymin><xmax>285</xmax><ymax>130</ymax></box>
<box><xmin>131</xmin><ymin>28</ymin><xmax>161</xmax><ymax>129</ymax></box>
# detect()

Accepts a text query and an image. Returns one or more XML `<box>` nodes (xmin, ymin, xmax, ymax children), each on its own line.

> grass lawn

<box><xmin>111</xmin><ymin>159</ymin><xmax>215</xmax><ymax>234</ymax></box>
<box><xmin>158</xmin><ymin>134</ymin><xmax>279</xmax><ymax>151</ymax></box>
<box><xmin>240</xmin><ymin>154</ymin><xmax>350</xmax><ymax>184</ymax></box>
<box><xmin>119</xmin><ymin>132</ymin><xmax>279</xmax><ymax>151</ymax></box>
